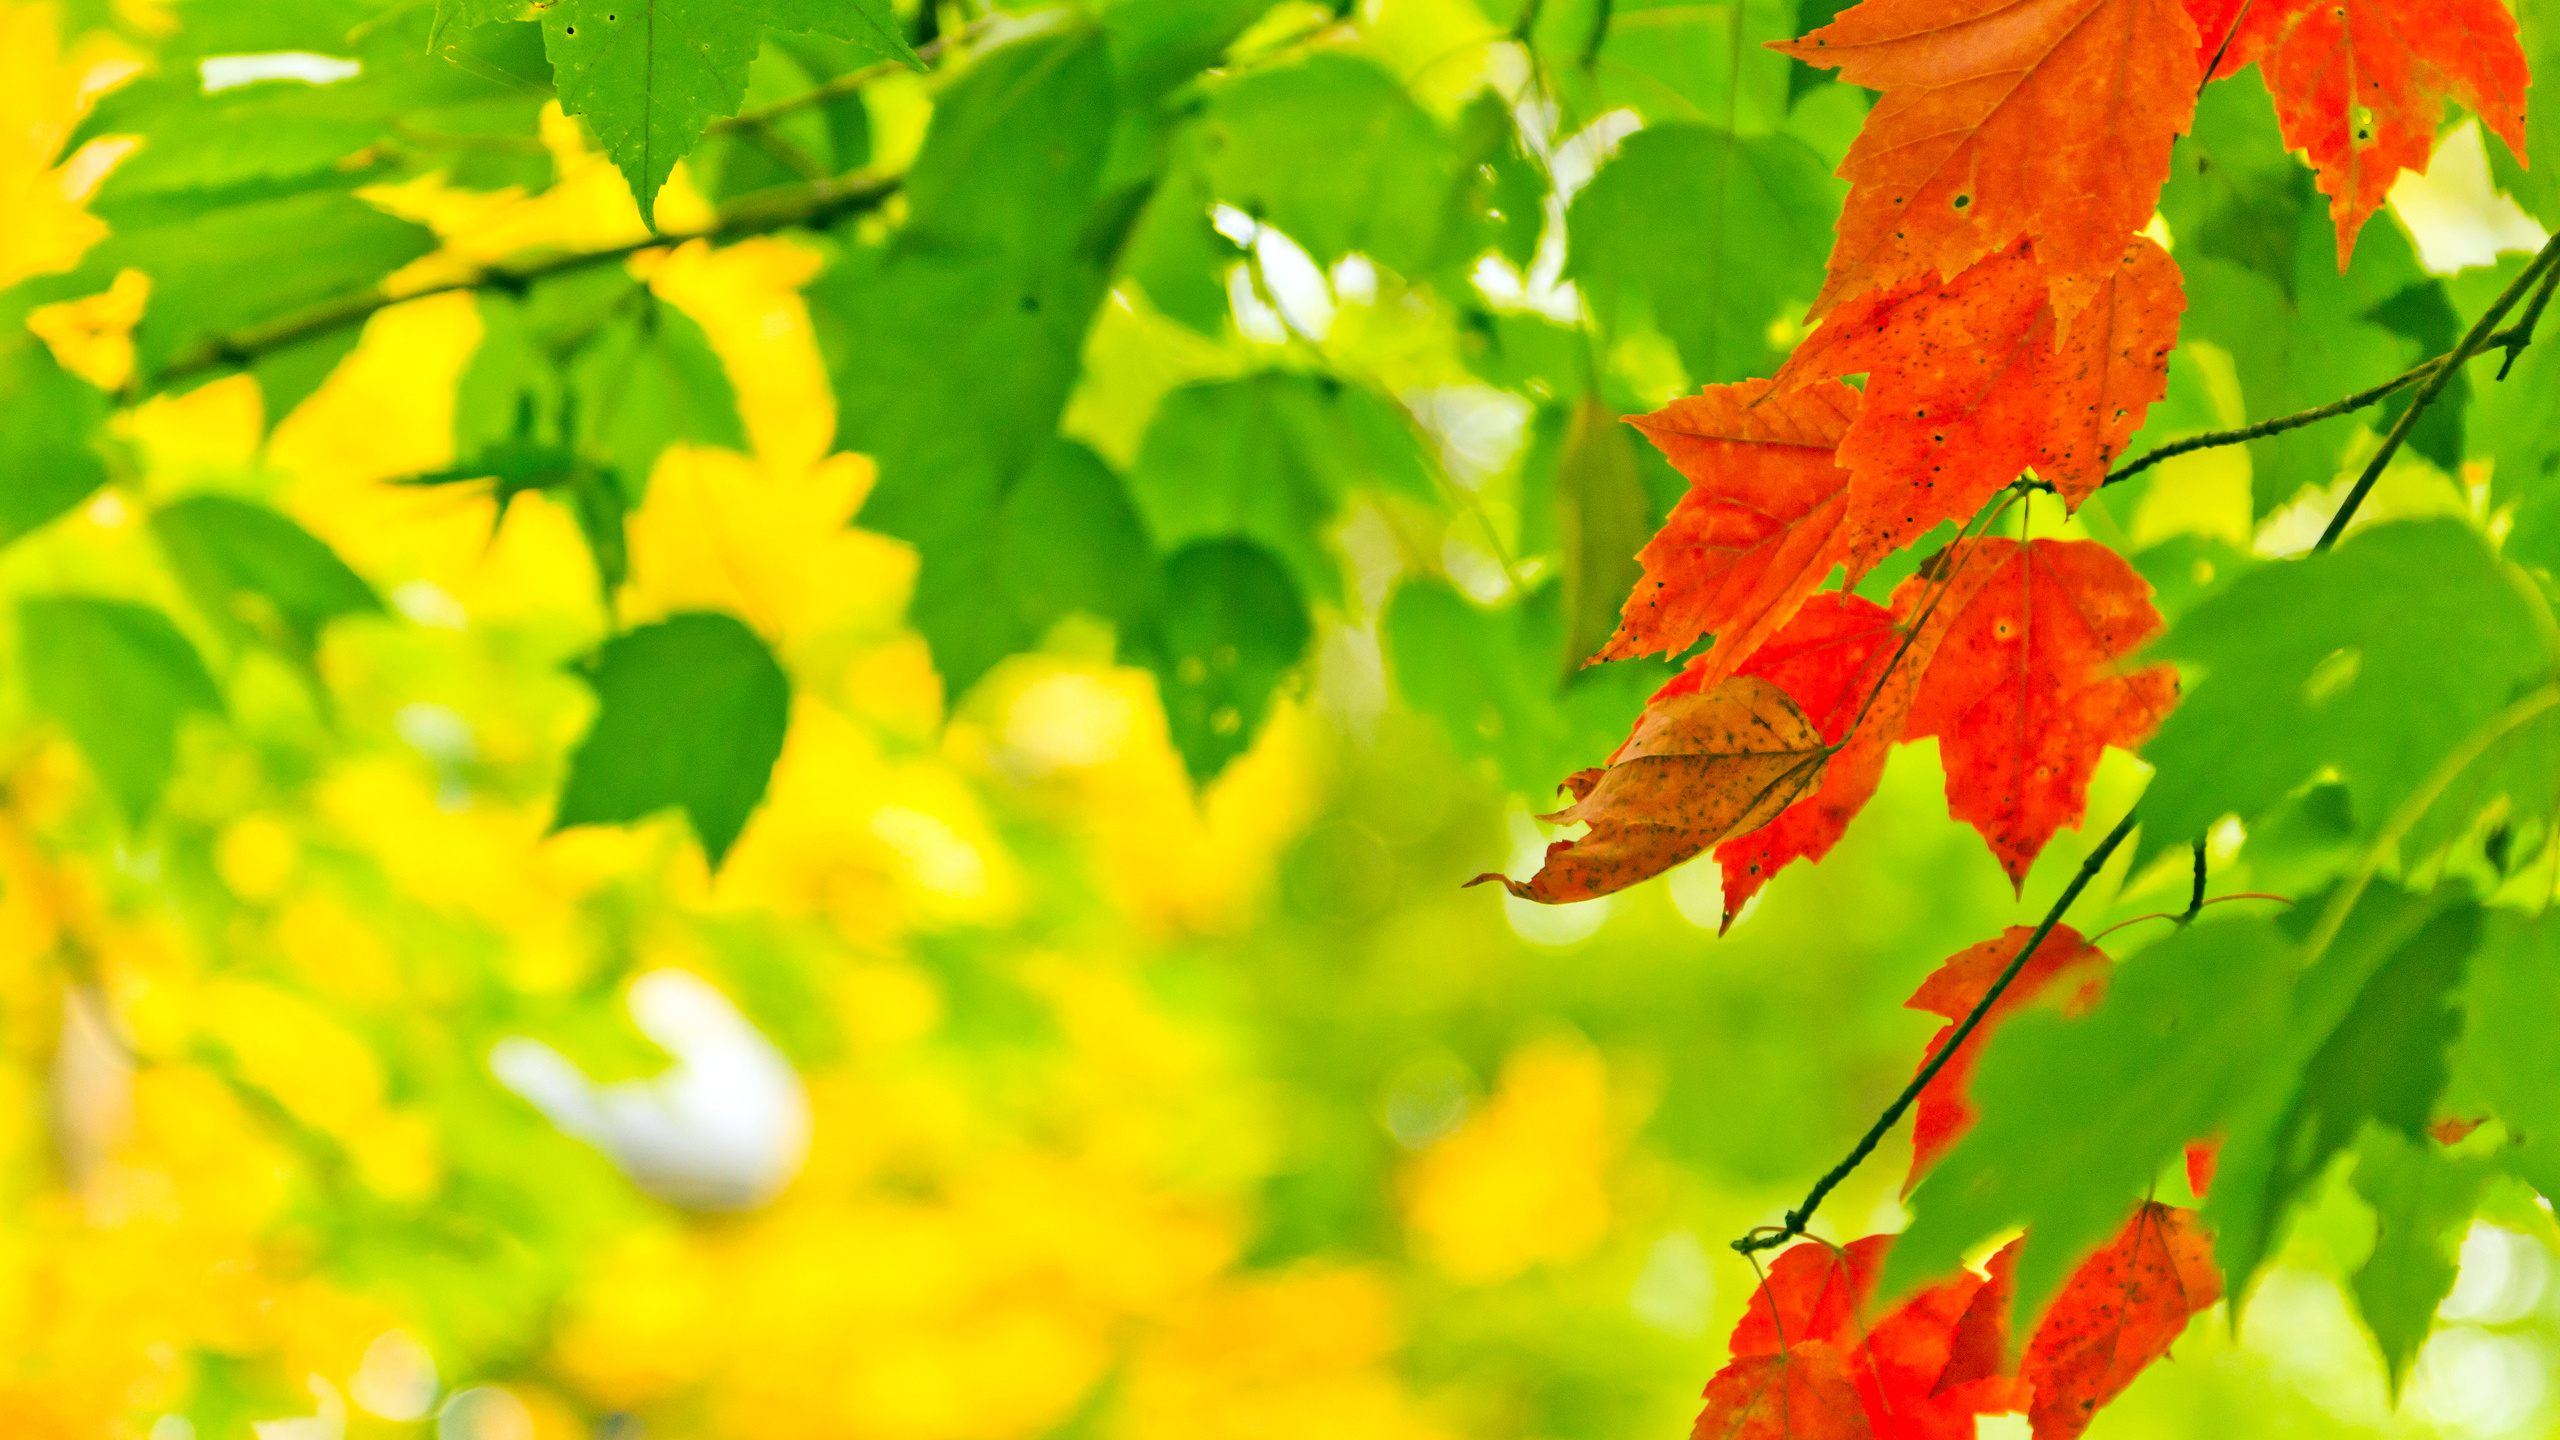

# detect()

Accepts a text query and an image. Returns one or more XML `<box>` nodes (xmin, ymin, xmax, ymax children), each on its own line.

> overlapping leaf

<box><xmin>1704</xmin><ymin>593</ymin><xmax>1912</xmax><ymax>928</ymax></box>
<box><xmin>1603</xmin><ymin>379</ymin><xmax>1861</xmax><ymax>682</ymax></box>
<box><xmin>2018</xmin><ymin>1203</ymin><xmax>2220</xmax><ymax>1440</ymax></box>
<box><xmin>538</xmin><ymin>0</ymin><xmax>917</xmax><ymax>220</ymax></box>
<box><xmin>1775</xmin><ymin>0</ymin><xmax>2199</xmax><ymax>319</ymax></box>
<box><xmin>1778</xmin><ymin>240</ymin><xmax>2183</xmax><ymax>573</ymax></box>
<box><xmin>1470</xmin><ymin>676</ymin><xmax>1828</xmax><ymax>903</ymax></box>
<box><xmin>1886</xmin><ymin>917</ymin><xmax>2290</xmax><ymax>1328</ymax></box>
<box><xmin>2206</xmin><ymin>887</ymin><xmax>2482</xmax><ymax>1299</ymax></box>
<box><xmin>1899</xmin><ymin>538</ymin><xmax>2176</xmax><ymax>886</ymax></box>
<box><xmin>2138</xmin><ymin>518</ymin><xmax>2554</xmax><ymax>874</ymax></box>
<box><xmin>1904</xmin><ymin>925</ymin><xmax>2111</xmax><ymax>1187</ymax></box>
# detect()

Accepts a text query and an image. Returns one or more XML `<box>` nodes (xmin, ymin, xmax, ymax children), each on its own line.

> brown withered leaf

<box><xmin>1470</xmin><ymin>677</ymin><xmax>1829</xmax><ymax>904</ymax></box>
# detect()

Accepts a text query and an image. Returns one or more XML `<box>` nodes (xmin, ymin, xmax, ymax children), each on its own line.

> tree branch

<box><xmin>2099</xmin><ymin>323</ymin><xmax>2525</xmax><ymax>491</ymax></box>
<box><xmin>1732</xmin><ymin>806</ymin><xmax>2140</xmax><ymax>1256</ymax></box>
<box><xmin>2095</xmin><ymin>235</ymin><xmax>2560</xmax><ymax>497</ymax></box>
<box><xmin>134</xmin><ymin>171</ymin><xmax>903</xmax><ymax>400</ymax></box>
<box><xmin>704</xmin><ymin>59</ymin><xmax>909</xmax><ymax>138</ymax></box>
<box><xmin>2315</xmin><ymin>231</ymin><xmax>2560</xmax><ymax>553</ymax></box>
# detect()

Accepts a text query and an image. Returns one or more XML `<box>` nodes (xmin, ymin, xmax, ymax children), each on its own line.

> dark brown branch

<box><xmin>135</xmin><ymin>171</ymin><xmax>903</xmax><ymax>400</ymax></box>
<box><xmin>2316</xmin><ymin>231</ymin><xmax>2560</xmax><ymax>553</ymax></box>
<box><xmin>1732</xmin><ymin>807</ymin><xmax>2140</xmax><ymax>1255</ymax></box>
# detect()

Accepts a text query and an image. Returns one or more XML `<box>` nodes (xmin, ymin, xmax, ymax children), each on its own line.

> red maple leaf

<box><xmin>1849</xmin><ymin>1263</ymin><xmax>1991</xmax><ymax>1440</ymax></box>
<box><xmin>2183</xmin><ymin>1137</ymin><xmax>2222</xmax><ymax>1198</ymax></box>
<box><xmin>1898</xmin><ymin>538</ymin><xmax>2178</xmax><ymax>887</ymax></box>
<box><xmin>1726</xmin><ymin>1235</ymin><xmax>2005</xmax><ymax>1438</ymax></box>
<box><xmin>1773</xmin><ymin>0</ymin><xmax>2199</xmax><ymax>322</ymax></box>
<box><xmin>2021</xmin><ymin>1203</ymin><xmax>2222</xmax><ymax>1440</ymax></box>
<box><xmin>1468</xmin><ymin>678</ymin><xmax>1829</xmax><ymax>903</ymax></box>
<box><xmin>2207</xmin><ymin>0</ymin><xmax>2531</xmax><ymax>268</ymax></box>
<box><xmin>1780</xmin><ymin>240</ymin><xmax>2183</xmax><ymax>575</ymax></box>
<box><xmin>1605</xmin><ymin>381</ymin><xmax>1862</xmax><ymax>694</ymax></box>
<box><xmin>1703</xmin><ymin>594</ymin><xmax>1913</xmax><ymax>930</ymax></box>
<box><xmin>1734</xmin><ymin>1236</ymin><xmax>1894</xmax><ymax>1356</ymax></box>
<box><xmin>1933</xmin><ymin>1238</ymin><xmax>2029</xmax><ymax>1412</ymax></box>
<box><xmin>1696</xmin><ymin>1345</ymin><xmax>1876</xmax><ymax>1440</ymax></box>
<box><xmin>1904</xmin><ymin>925</ymin><xmax>2112</xmax><ymax>1187</ymax></box>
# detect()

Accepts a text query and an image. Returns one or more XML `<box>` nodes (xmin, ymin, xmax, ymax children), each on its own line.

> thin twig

<box><xmin>705</xmin><ymin>59</ymin><xmax>908</xmax><ymax>137</ymax></box>
<box><xmin>1733</xmin><ymin>807</ymin><xmax>2141</xmax><ymax>1255</ymax></box>
<box><xmin>2496</xmin><ymin>260</ymin><xmax>2560</xmax><ymax>381</ymax></box>
<box><xmin>2097</xmin><ymin>321</ymin><xmax>2529</xmax><ymax>490</ymax></box>
<box><xmin>2315</xmin><ymin>232</ymin><xmax>2560</xmax><ymax>553</ymax></box>
<box><xmin>133</xmin><ymin>172</ymin><xmax>904</xmax><ymax>399</ymax></box>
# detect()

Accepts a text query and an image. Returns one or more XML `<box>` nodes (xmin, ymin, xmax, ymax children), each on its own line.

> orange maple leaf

<box><xmin>1700</xmin><ymin>594</ymin><xmax>1914</xmax><ymax>930</ymax></box>
<box><xmin>1903</xmin><ymin>926</ymin><xmax>2112</xmax><ymax>1188</ymax></box>
<box><xmin>1899</xmin><ymin>539</ymin><xmax>2178</xmax><ymax>888</ymax></box>
<box><xmin>1605</xmin><ymin>381</ymin><xmax>1862</xmax><ymax>694</ymax></box>
<box><xmin>1775</xmin><ymin>0</ymin><xmax>2199</xmax><ymax>321</ymax></box>
<box><xmin>1780</xmin><ymin>240</ymin><xmax>2183</xmax><ymax>575</ymax></box>
<box><xmin>2207</xmin><ymin>0</ymin><xmax>2531</xmax><ymax>269</ymax></box>
<box><xmin>1467</xmin><ymin>677</ymin><xmax>1828</xmax><ymax>903</ymax></box>
<box><xmin>2020</xmin><ymin>1203</ymin><xmax>2221</xmax><ymax>1440</ymax></box>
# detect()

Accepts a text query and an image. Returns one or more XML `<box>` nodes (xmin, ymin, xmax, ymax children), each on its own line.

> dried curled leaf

<box><xmin>1701</xmin><ymin>593</ymin><xmax>1916</xmax><ymax>930</ymax></box>
<box><xmin>1469</xmin><ymin>677</ymin><xmax>1829</xmax><ymax>903</ymax></box>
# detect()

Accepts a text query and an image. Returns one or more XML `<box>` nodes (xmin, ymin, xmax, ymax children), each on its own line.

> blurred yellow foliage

<box><xmin>1403</xmin><ymin>1033</ymin><xmax>1619</xmax><ymax>1284</ymax></box>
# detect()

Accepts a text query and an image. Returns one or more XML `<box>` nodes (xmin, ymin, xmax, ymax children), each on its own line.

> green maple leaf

<box><xmin>553</xmin><ymin>611</ymin><xmax>791</xmax><ymax>866</ymax></box>
<box><xmin>540</xmin><ymin>0</ymin><xmax>919</xmax><ymax>222</ymax></box>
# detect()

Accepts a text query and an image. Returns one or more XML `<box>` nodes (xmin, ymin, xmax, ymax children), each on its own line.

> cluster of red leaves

<box><xmin>1479</xmin><ymin>0</ymin><xmax>2528</xmax><ymax>914</ymax></box>
<box><xmin>1698</xmin><ymin>929</ymin><xmax>2223</xmax><ymax>1440</ymax></box>
<box><xmin>1494</xmin><ymin>8</ymin><xmax>2537</xmax><ymax>1435</ymax></box>
<box><xmin>1699</xmin><ymin>1211</ymin><xmax>2215</xmax><ymax>1440</ymax></box>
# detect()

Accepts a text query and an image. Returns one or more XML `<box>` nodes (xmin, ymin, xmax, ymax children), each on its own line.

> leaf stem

<box><xmin>2313</xmin><ymin>232</ymin><xmax>2560</xmax><ymax>553</ymax></box>
<box><xmin>1731</xmin><ymin>806</ymin><xmax>2140</xmax><ymax>1256</ymax></box>
<box><xmin>132</xmin><ymin>172</ymin><xmax>904</xmax><ymax>401</ymax></box>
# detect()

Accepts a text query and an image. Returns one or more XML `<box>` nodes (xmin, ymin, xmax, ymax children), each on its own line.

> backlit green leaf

<box><xmin>1130</xmin><ymin>540</ymin><xmax>1311</xmax><ymax>783</ymax></box>
<box><xmin>150</xmin><ymin>494</ymin><xmax>381</xmax><ymax>658</ymax></box>
<box><xmin>2137</xmin><ymin>517</ymin><xmax>2553</xmax><ymax>875</ymax></box>
<box><xmin>20</xmin><ymin>596</ymin><xmax>222</xmax><ymax>825</ymax></box>
<box><xmin>2349</xmin><ymin>1125</ymin><xmax>2491</xmax><ymax>1397</ymax></box>
<box><xmin>554</xmin><ymin>611</ymin><xmax>790</xmax><ymax>866</ymax></box>
<box><xmin>2207</xmin><ymin>886</ymin><xmax>2481</xmax><ymax>1300</ymax></box>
